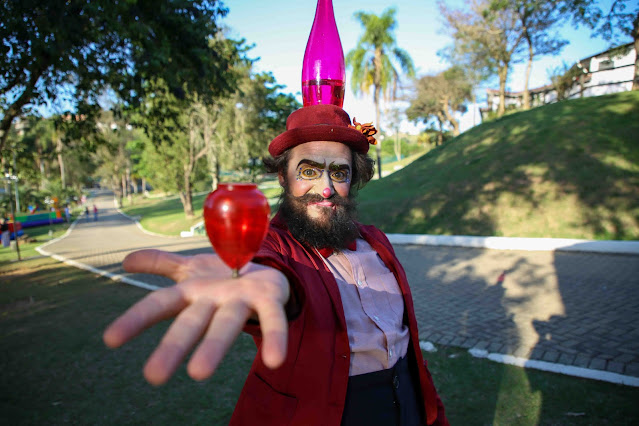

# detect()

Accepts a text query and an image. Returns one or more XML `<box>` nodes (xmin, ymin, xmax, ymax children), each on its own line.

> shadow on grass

<box><xmin>358</xmin><ymin>92</ymin><xmax>639</xmax><ymax>239</ymax></box>
<box><xmin>0</xmin><ymin>258</ymin><xmax>255</xmax><ymax>425</ymax></box>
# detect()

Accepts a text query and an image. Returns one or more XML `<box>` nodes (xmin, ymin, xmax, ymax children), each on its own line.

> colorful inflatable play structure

<box><xmin>15</xmin><ymin>211</ymin><xmax>64</xmax><ymax>229</ymax></box>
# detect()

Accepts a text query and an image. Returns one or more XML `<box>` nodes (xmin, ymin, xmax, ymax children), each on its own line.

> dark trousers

<box><xmin>341</xmin><ymin>356</ymin><xmax>423</xmax><ymax>426</ymax></box>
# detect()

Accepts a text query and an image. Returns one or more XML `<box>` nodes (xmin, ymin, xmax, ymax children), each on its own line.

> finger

<box><xmin>143</xmin><ymin>300</ymin><xmax>216</xmax><ymax>386</ymax></box>
<box><xmin>123</xmin><ymin>249</ymin><xmax>186</xmax><ymax>281</ymax></box>
<box><xmin>103</xmin><ymin>286</ymin><xmax>187</xmax><ymax>348</ymax></box>
<box><xmin>187</xmin><ymin>302</ymin><xmax>252</xmax><ymax>381</ymax></box>
<box><xmin>253</xmin><ymin>300</ymin><xmax>289</xmax><ymax>369</ymax></box>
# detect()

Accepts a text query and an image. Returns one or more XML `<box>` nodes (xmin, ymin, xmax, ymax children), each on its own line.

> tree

<box><xmin>0</xmin><ymin>0</ymin><xmax>232</xmax><ymax>152</ymax></box>
<box><xmin>345</xmin><ymin>7</ymin><xmax>415</xmax><ymax>179</ymax></box>
<box><xmin>491</xmin><ymin>0</ymin><xmax>568</xmax><ymax>109</ymax></box>
<box><xmin>385</xmin><ymin>107</ymin><xmax>403</xmax><ymax>161</ymax></box>
<box><xmin>93</xmin><ymin>111</ymin><xmax>134</xmax><ymax>207</ymax></box>
<box><xmin>407</xmin><ymin>67</ymin><xmax>472</xmax><ymax>142</ymax></box>
<box><xmin>560</xmin><ymin>0</ymin><xmax>639</xmax><ymax>90</ymax></box>
<box><xmin>440</xmin><ymin>0</ymin><xmax>525</xmax><ymax>117</ymax></box>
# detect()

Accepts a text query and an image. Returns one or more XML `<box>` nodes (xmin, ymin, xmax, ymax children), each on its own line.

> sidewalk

<box><xmin>39</xmin><ymin>192</ymin><xmax>639</xmax><ymax>384</ymax></box>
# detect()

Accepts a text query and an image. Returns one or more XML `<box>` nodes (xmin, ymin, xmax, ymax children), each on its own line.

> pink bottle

<box><xmin>301</xmin><ymin>0</ymin><xmax>345</xmax><ymax>107</ymax></box>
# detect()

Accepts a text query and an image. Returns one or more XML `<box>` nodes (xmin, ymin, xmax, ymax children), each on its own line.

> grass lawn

<box><xmin>358</xmin><ymin>91</ymin><xmax>639</xmax><ymax>240</ymax></box>
<box><xmin>2</xmin><ymin>257</ymin><xmax>638</xmax><ymax>425</ymax></box>
<box><xmin>0</xmin><ymin>220</ymin><xmax>73</xmax><ymax>264</ymax></box>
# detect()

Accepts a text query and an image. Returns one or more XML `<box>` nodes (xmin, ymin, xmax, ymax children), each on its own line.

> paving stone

<box><xmin>450</xmin><ymin>337</ymin><xmax>466</xmax><ymax>347</ymax></box>
<box><xmin>558</xmin><ymin>353</ymin><xmax>575</xmax><ymax>365</ymax></box>
<box><xmin>606</xmin><ymin>361</ymin><xmax>624</xmax><ymax>374</ymax></box>
<box><xmin>613</xmin><ymin>353</ymin><xmax>637</xmax><ymax>364</ymax></box>
<box><xmin>474</xmin><ymin>341</ymin><xmax>490</xmax><ymax>350</ymax></box>
<box><xmin>530</xmin><ymin>348</ymin><xmax>545</xmax><ymax>360</ymax></box>
<box><xmin>488</xmin><ymin>342</ymin><xmax>503</xmax><ymax>353</ymax></box>
<box><xmin>457</xmin><ymin>338</ymin><xmax>477</xmax><ymax>349</ymax></box>
<box><xmin>543</xmin><ymin>351</ymin><xmax>559</xmax><ymax>363</ymax></box>
<box><xmin>513</xmin><ymin>347</ymin><xmax>531</xmax><ymax>358</ymax></box>
<box><xmin>625</xmin><ymin>363</ymin><xmax>639</xmax><ymax>377</ymax></box>
<box><xmin>589</xmin><ymin>358</ymin><xmax>607</xmax><ymax>370</ymax></box>
<box><xmin>573</xmin><ymin>354</ymin><xmax>591</xmax><ymax>368</ymax></box>
<box><xmin>438</xmin><ymin>335</ymin><xmax>454</xmax><ymax>345</ymax></box>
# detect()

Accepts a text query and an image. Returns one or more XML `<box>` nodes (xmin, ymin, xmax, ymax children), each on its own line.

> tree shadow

<box><xmin>359</xmin><ymin>92</ymin><xmax>639</xmax><ymax>240</ymax></box>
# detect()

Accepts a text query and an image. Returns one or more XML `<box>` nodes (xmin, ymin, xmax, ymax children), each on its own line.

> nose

<box><xmin>319</xmin><ymin>172</ymin><xmax>334</xmax><ymax>198</ymax></box>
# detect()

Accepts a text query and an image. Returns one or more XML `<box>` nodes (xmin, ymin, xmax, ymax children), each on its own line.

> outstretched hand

<box><xmin>103</xmin><ymin>249</ymin><xmax>290</xmax><ymax>385</ymax></box>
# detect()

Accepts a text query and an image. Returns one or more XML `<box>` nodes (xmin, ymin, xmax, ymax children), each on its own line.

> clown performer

<box><xmin>103</xmin><ymin>104</ymin><xmax>449</xmax><ymax>426</ymax></box>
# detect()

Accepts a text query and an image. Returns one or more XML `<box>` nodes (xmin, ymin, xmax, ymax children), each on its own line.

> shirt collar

<box><xmin>317</xmin><ymin>240</ymin><xmax>357</xmax><ymax>258</ymax></box>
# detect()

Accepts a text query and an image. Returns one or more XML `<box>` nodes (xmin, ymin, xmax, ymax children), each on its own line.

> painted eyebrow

<box><xmin>296</xmin><ymin>159</ymin><xmax>325</xmax><ymax>169</ymax></box>
<box><xmin>296</xmin><ymin>159</ymin><xmax>351</xmax><ymax>172</ymax></box>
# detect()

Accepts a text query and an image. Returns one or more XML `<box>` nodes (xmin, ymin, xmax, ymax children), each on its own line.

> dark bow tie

<box><xmin>317</xmin><ymin>240</ymin><xmax>357</xmax><ymax>258</ymax></box>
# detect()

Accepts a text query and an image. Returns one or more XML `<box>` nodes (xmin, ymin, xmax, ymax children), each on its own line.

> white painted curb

<box><xmin>387</xmin><ymin>234</ymin><xmax>639</xmax><ymax>255</ymax></box>
<box><xmin>468</xmin><ymin>348</ymin><xmax>639</xmax><ymax>387</ymax></box>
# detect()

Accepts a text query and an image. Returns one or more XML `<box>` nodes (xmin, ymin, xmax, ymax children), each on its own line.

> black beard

<box><xmin>279</xmin><ymin>186</ymin><xmax>360</xmax><ymax>251</ymax></box>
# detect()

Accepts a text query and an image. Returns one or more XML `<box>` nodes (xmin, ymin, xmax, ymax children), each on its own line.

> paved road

<box><xmin>43</xmin><ymin>192</ymin><xmax>639</xmax><ymax>379</ymax></box>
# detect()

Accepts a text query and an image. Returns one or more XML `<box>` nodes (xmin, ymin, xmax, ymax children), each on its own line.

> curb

<box><xmin>467</xmin><ymin>347</ymin><xmax>639</xmax><ymax>387</ymax></box>
<box><xmin>387</xmin><ymin>234</ymin><xmax>639</xmax><ymax>255</ymax></box>
<box><xmin>419</xmin><ymin>341</ymin><xmax>639</xmax><ymax>387</ymax></box>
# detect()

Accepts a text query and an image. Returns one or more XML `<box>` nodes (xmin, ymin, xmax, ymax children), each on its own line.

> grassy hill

<box><xmin>358</xmin><ymin>91</ymin><xmax>639</xmax><ymax>240</ymax></box>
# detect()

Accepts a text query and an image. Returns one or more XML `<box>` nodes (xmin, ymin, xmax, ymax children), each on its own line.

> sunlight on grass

<box><xmin>494</xmin><ymin>368</ymin><xmax>542</xmax><ymax>425</ymax></box>
<box><xmin>359</xmin><ymin>91</ymin><xmax>639</xmax><ymax>239</ymax></box>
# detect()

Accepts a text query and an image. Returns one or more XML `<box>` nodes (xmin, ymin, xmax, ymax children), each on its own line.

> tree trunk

<box><xmin>36</xmin><ymin>143</ymin><xmax>46</xmax><ymax>190</ymax></box>
<box><xmin>442</xmin><ymin>98</ymin><xmax>460</xmax><ymax>136</ymax></box>
<box><xmin>56</xmin><ymin>135</ymin><xmax>66</xmax><ymax>187</ymax></box>
<box><xmin>374</xmin><ymin>86</ymin><xmax>382</xmax><ymax>180</ymax></box>
<box><xmin>523</xmin><ymin>40</ymin><xmax>533</xmax><ymax>110</ymax></box>
<box><xmin>126</xmin><ymin>167</ymin><xmax>132</xmax><ymax>203</ymax></box>
<box><xmin>394</xmin><ymin>130</ymin><xmax>401</xmax><ymax>162</ymax></box>
<box><xmin>181</xmin><ymin>171</ymin><xmax>194</xmax><ymax>219</ymax></box>
<box><xmin>113</xmin><ymin>176</ymin><xmax>123</xmax><ymax>208</ymax></box>
<box><xmin>142</xmin><ymin>178</ymin><xmax>149</xmax><ymax>197</ymax></box>
<box><xmin>121</xmin><ymin>174</ymin><xmax>128</xmax><ymax>202</ymax></box>
<box><xmin>633</xmin><ymin>12</ymin><xmax>639</xmax><ymax>90</ymax></box>
<box><xmin>497</xmin><ymin>66</ymin><xmax>509</xmax><ymax>117</ymax></box>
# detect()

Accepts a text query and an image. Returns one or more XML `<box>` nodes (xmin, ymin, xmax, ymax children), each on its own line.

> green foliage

<box><xmin>345</xmin><ymin>7</ymin><xmax>416</xmax><ymax>103</ymax></box>
<box><xmin>407</xmin><ymin>66</ymin><xmax>472</xmax><ymax>136</ymax></box>
<box><xmin>561</xmin><ymin>0</ymin><xmax>638</xmax><ymax>42</ymax></box>
<box><xmin>0</xmin><ymin>0</ymin><xmax>232</xmax><ymax>150</ymax></box>
<box><xmin>359</xmin><ymin>92</ymin><xmax>639</xmax><ymax>240</ymax></box>
<box><xmin>548</xmin><ymin>62</ymin><xmax>584</xmax><ymax>100</ymax></box>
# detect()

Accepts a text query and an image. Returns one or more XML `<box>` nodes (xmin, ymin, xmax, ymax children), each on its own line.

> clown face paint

<box><xmin>281</xmin><ymin>141</ymin><xmax>352</xmax><ymax>222</ymax></box>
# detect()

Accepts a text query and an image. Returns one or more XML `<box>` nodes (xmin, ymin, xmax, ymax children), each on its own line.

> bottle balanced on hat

<box><xmin>301</xmin><ymin>0</ymin><xmax>345</xmax><ymax>108</ymax></box>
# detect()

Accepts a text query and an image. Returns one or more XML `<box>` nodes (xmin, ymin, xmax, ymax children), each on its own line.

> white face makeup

<box><xmin>281</xmin><ymin>141</ymin><xmax>352</xmax><ymax>221</ymax></box>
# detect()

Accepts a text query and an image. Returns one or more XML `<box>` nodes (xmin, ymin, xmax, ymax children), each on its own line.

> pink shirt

<box><xmin>320</xmin><ymin>239</ymin><xmax>410</xmax><ymax>376</ymax></box>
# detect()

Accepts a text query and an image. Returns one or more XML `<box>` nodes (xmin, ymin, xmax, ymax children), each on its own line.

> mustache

<box><xmin>295</xmin><ymin>192</ymin><xmax>350</xmax><ymax>205</ymax></box>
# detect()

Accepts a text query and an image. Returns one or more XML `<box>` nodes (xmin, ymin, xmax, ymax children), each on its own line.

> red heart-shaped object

<box><xmin>203</xmin><ymin>183</ymin><xmax>270</xmax><ymax>276</ymax></box>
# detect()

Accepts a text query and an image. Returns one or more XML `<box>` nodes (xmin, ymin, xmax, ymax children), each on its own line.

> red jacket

<box><xmin>231</xmin><ymin>213</ymin><xmax>448</xmax><ymax>425</ymax></box>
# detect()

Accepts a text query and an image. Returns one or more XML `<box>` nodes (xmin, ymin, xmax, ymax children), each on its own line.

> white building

<box><xmin>480</xmin><ymin>43</ymin><xmax>636</xmax><ymax>119</ymax></box>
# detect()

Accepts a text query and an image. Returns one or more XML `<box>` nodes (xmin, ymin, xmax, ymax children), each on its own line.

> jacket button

<box><xmin>393</xmin><ymin>375</ymin><xmax>400</xmax><ymax>389</ymax></box>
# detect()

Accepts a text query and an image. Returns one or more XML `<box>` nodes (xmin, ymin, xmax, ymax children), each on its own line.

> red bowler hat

<box><xmin>268</xmin><ymin>104</ymin><xmax>377</xmax><ymax>157</ymax></box>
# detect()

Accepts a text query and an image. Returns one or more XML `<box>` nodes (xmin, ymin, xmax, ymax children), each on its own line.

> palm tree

<box><xmin>346</xmin><ymin>7</ymin><xmax>415</xmax><ymax>179</ymax></box>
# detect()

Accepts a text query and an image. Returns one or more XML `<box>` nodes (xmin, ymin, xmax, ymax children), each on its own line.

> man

<box><xmin>104</xmin><ymin>104</ymin><xmax>448</xmax><ymax>425</ymax></box>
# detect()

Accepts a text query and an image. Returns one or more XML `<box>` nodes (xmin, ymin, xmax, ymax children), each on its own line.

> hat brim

<box><xmin>269</xmin><ymin>124</ymin><xmax>369</xmax><ymax>157</ymax></box>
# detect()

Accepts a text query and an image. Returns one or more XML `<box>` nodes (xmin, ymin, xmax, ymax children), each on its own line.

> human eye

<box><xmin>297</xmin><ymin>164</ymin><xmax>321</xmax><ymax>180</ymax></box>
<box><xmin>330</xmin><ymin>169</ymin><xmax>350</xmax><ymax>183</ymax></box>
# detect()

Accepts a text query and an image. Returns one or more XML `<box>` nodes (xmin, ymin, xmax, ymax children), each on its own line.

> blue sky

<box><xmin>221</xmin><ymin>0</ymin><xmax>634</xmax><ymax>132</ymax></box>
